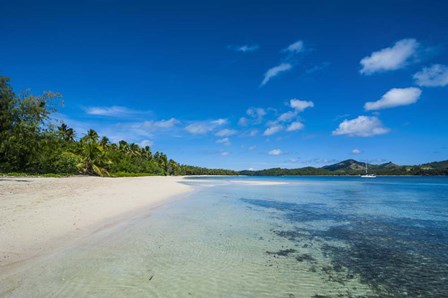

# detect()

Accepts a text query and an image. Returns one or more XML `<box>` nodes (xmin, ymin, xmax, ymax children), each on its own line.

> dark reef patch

<box><xmin>241</xmin><ymin>197</ymin><xmax>448</xmax><ymax>297</ymax></box>
<box><xmin>266</xmin><ymin>248</ymin><xmax>297</xmax><ymax>257</ymax></box>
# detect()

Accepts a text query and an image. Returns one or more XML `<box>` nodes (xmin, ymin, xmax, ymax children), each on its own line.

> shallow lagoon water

<box><xmin>3</xmin><ymin>176</ymin><xmax>448</xmax><ymax>297</ymax></box>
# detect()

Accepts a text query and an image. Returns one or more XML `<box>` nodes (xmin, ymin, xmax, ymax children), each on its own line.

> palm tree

<box><xmin>168</xmin><ymin>159</ymin><xmax>179</xmax><ymax>175</ymax></box>
<box><xmin>118</xmin><ymin>140</ymin><xmax>129</xmax><ymax>153</ymax></box>
<box><xmin>58</xmin><ymin>123</ymin><xmax>75</xmax><ymax>142</ymax></box>
<box><xmin>72</xmin><ymin>141</ymin><xmax>111</xmax><ymax>176</ymax></box>
<box><xmin>129</xmin><ymin>143</ymin><xmax>141</xmax><ymax>158</ymax></box>
<box><xmin>86</xmin><ymin>129</ymin><xmax>99</xmax><ymax>143</ymax></box>
<box><xmin>100</xmin><ymin>136</ymin><xmax>110</xmax><ymax>148</ymax></box>
<box><xmin>155</xmin><ymin>152</ymin><xmax>168</xmax><ymax>175</ymax></box>
<box><xmin>142</xmin><ymin>145</ymin><xmax>152</xmax><ymax>160</ymax></box>
<box><xmin>71</xmin><ymin>129</ymin><xmax>111</xmax><ymax>176</ymax></box>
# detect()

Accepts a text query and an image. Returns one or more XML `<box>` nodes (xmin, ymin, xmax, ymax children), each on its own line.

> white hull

<box><xmin>361</xmin><ymin>174</ymin><xmax>376</xmax><ymax>178</ymax></box>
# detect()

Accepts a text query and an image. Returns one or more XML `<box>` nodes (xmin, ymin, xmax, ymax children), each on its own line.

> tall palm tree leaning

<box><xmin>70</xmin><ymin>129</ymin><xmax>111</xmax><ymax>176</ymax></box>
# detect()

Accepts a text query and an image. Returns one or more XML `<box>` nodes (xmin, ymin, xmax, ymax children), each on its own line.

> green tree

<box><xmin>58</xmin><ymin>123</ymin><xmax>76</xmax><ymax>142</ymax></box>
<box><xmin>72</xmin><ymin>130</ymin><xmax>111</xmax><ymax>176</ymax></box>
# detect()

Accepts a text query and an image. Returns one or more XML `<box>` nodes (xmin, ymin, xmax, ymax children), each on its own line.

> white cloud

<box><xmin>155</xmin><ymin>118</ymin><xmax>179</xmax><ymax>128</ymax></box>
<box><xmin>261</xmin><ymin>63</ymin><xmax>292</xmax><ymax>86</ymax></box>
<box><xmin>268</xmin><ymin>149</ymin><xmax>283</xmax><ymax>156</ymax></box>
<box><xmin>352</xmin><ymin>149</ymin><xmax>362</xmax><ymax>155</ymax></box>
<box><xmin>414</xmin><ymin>64</ymin><xmax>448</xmax><ymax>87</ymax></box>
<box><xmin>249</xmin><ymin>145</ymin><xmax>257</xmax><ymax>151</ymax></box>
<box><xmin>264</xmin><ymin>124</ymin><xmax>283</xmax><ymax>136</ymax></box>
<box><xmin>141</xmin><ymin>118</ymin><xmax>179</xmax><ymax>131</ymax></box>
<box><xmin>360</xmin><ymin>38</ymin><xmax>419</xmax><ymax>75</ymax></box>
<box><xmin>287</xmin><ymin>121</ymin><xmax>304</xmax><ymax>131</ymax></box>
<box><xmin>290</xmin><ymin>99</ymin><xmax>314</xmax><ymax>112</ymax></box>
<box><xmin>230</xmin><ymin>44</ymin><xmax>259</xmax><ymax>53</ymax></box>
<box><xmin>332</xmin><ymin>116</ymin><xmax>390</xmax><ymax>137</ymax></box>
<box><xmin>247</xmin><ymin>129</ymin><xmax>258</xmax><ymax>137</ymax></box>
<box><xmin>216</xmin><ymin>138</ymin><xmax>231</xmax><ymax>145</ymax></box>
<box><xmin>283</xmin><ymin>40</ymin><xmax>304</xmax><ymax>54</ymax></box>
<box><xmin>184</xmin><ymin>123</ymin><xmax>210</xmax><ymax>134</ymax></box>
<box><xmin>278</xmin><ymin>111</ymin><xmax>297</xmax><ymax>122</ymax></box>
<box><xmin>245</xmin><ymin>107</ymin><xmax>267</xmax><ymax>124</ymax></box>
<box><xmin>85</xmin><ymin>106</ymin><xmax>144</xmax><ymax>117</ymax></box>
<box><xmin>221</xmin><ymin>151</ymin><xmax>230</xmax><ymax>156</ymax></box>
<box><xmin>211</xmin><ymin>118</ymin><xmax>228</xmax><ymax>126</ymax></box>
<box><xmin>215</xmin><ymin>129</ymin><xmax>237</xmax><ymax>137</ymax></box>
<box><xmin>185</xmin><ymin>119</ymin><xmax>227</xmax><ymax>135</ymax></box>
<box><xmin>238</xmin><ymin>117</ymin><xmax>249</xmax><ymax>126</ymax></box>
<box><xmin>364</xmin><ymin>87</ymin><xmax>421</xmax><ymax>110</ymax></box>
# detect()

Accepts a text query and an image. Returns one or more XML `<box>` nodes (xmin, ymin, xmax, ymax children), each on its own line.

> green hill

<box><xmin>239</xmin><ymin>159</ymin><xmax>448</xmax><ymax>176</ymax></box>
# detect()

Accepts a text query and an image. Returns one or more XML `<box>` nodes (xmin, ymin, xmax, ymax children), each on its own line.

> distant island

<box><xmin>239</xmin><ymin>159</ymin><xmax>448</xmax><ymax>176</ymax></box>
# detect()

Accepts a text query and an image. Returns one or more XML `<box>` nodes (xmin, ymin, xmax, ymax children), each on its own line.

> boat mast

<box><xmin>365</xmin><ymin>161</ymin><xmax>368</xmax><ymax>175</ymax></box>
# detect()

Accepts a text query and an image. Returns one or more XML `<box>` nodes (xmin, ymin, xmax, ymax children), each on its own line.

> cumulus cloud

<box><xmin>229</xmin><ymin>44</ymin><xmax>259</xmax><ymax>53</ymax></box>
<box><xmin>221</xmin><ymin>151</ymin><xmax>230</xmax><ymax>156</ymax></box>
<box><xmin>364</xmin><ymin>87</ymin><xmax>421</xmax><ymax>111</ymax></box>
<box><xmin>215</xmin><ymin>129</ymin><xmax>237</xmax><ymax>137</ymax></box>
<box><xmin>268</xmin><ymin>149</ymin><xmax>283</xmax><ymax>156</ymax></box>
<box><xmin>264</xmin><ymin>124</ymin><xmax>283</xmax><ymax>136</ymax></box>
<box><xmin>273</xmin><ymin>99</ymin><xmax>313</xmax><ymax>131</ymax></box>
<box><xmin>414</xmin><ymin>64</ymin><xmax>448</xmax><ymax>87</ymax></box>
<box><xmin>185</xmin><ymin>119</ymin><xmax>227</xmax><ymax>135</ymax></box>
<box><xmin>283</xmin><ymin>40</ymin><xmax>304</xmax><ymax>54</ymax></box>
<box><xmin>360</xmin><ymin>38</ymin><xmax>419</xmax><ymax>75</ymax></box>
<box><xmin>290</xmin><ymin>99</ymin><xmax>314</xmax><ymax>112</ymax></box>
<box><xmin>287</xmin><ymin>121</ymin><xmax>304</xmax><ymax>131</ymax></box>
<box><xmin>332</xmin><ymin>116</ymin><xmax>390</xmax><ymax>137</ymax></box>
<box><xmin>216</xmin><ymin>138</ymin><xmax>231</xmax><ymax>145</ymax></box>
<box><xmin>261</xmin><ymin>63</ymin><xmax>292</xmax><ymax>86</ymax></box>
<box><xmin>352</xmin><ymin>149</ymin><xmax>362</xmax><ymax>155</ymax></box>
<box><xmin>85</xmin><ymin>106</ymin><xmax>145</xmax><ymax>117</ymax></box>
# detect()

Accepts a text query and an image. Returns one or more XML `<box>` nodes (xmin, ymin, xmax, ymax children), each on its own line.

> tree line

<box><xmin>0</xmin><ymin>77</ymin><xmax>237</xmax><ymax>176</ymax></box>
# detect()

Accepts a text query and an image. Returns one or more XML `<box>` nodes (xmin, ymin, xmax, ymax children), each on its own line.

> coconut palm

<box><xmin>100</xmin><ymin>136</ymin><xmax>110</xmax><ymax>148</ymax></box>
<box><xmin>58</xmin><ymin>123</ymin><xmax>76</xmax><ymax>142</ymax></box>
<box><xmin>71</xmin><ymin>129</ymin><xmax>111</xmax><ymax>176</ymax></box>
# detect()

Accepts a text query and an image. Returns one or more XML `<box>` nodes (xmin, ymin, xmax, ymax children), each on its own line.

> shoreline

<box><xmin>0</xmin><ymin>176</ymin><xmax>194</xmax><ymax>271</ymax></box>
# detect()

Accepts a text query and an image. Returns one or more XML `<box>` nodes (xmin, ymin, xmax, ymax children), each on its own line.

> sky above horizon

<box><xmin>1</xmin><ymin>0</ymin><xmax>447</xmax><ymax>170</ymax></box>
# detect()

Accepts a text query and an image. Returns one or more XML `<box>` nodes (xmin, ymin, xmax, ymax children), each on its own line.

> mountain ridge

<box><xmin>239</xmin><ymin>159</ymin><xmax>448</xmax><ymax>176</ymax></box>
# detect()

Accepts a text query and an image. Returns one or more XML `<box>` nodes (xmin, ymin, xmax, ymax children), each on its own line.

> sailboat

<box><xmin>361</xmin><ymin>161</ymin><xmax>376</xmax><ymax>178</ymax></box>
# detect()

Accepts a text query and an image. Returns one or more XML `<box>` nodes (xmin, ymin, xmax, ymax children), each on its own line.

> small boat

<box><xmin>361</xmin><ymin>161</ymin><xmax>376</xmax><ymax>178</ymax></box>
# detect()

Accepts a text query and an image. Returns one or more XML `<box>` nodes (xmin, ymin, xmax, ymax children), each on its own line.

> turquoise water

<box><xmin>2</xmin><ymin>176</ymin><xmax>448</xmax><ymax>297</ymax></box>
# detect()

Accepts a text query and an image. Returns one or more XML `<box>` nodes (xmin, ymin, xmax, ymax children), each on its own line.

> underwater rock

<box><xmin>266</xmin><ymin>248</ymin><xmax>297</xmax><ymax>257</ymax></box>
<box><xmin>295</xmin><ymin>253</ymin><xmax>315</xmax><ymax>262</ymax></box>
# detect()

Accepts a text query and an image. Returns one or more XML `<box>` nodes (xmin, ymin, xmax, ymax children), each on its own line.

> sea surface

<box><xmin>3</xmin><ymin>176</ymin><xmax>448</xmax><ymax>297</ymax></box>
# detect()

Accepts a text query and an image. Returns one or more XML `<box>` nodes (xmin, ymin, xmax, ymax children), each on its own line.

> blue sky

<box><xmin>1</xmin><ymin>0</ymin><xmax>447</xmax><ymax>170</ymax></box>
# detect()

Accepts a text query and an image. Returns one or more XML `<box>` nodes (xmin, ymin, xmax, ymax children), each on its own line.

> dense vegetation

<box><xmin>0</xmin><ymin>77</ymin><xmax>237</xmax><ymax>176</ymax></box>
<box><xmin>240</xmin><ymin>159</ymin><xmax>448</xmax><ymax>176</ymax></box>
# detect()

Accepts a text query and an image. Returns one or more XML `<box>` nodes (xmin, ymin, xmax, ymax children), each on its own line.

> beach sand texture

<box><xmin>0</xmin><ymin>176</ymin><xmax>192</xmax><ymax>269</ymax></box>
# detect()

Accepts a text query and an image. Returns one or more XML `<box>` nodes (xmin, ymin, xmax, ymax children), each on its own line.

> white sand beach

<box><xmin>0</xmin><ymin>176</ymin><xmax>192</xmax><ymax>270</ymax></box>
